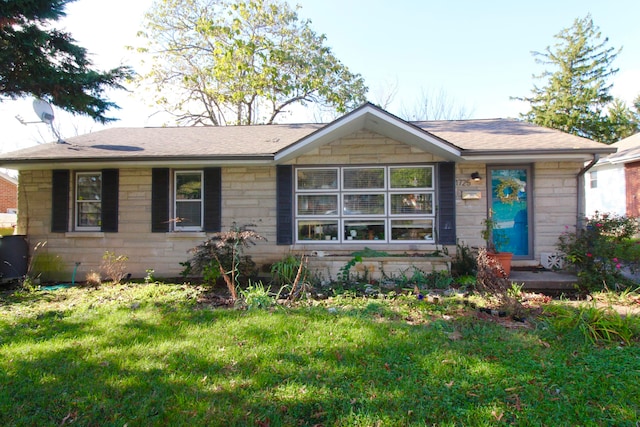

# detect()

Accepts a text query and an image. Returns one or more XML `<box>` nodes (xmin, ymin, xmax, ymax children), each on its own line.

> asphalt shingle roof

<box><xmin>413</xmin><ymin>119</ymin><xmax>607</xmax><ymax>151</ymax></box>
<box><xmin>0</xmin><ymin>111</ymin><xmax>615</xmax><ymax>167</ymax></box>
<box><xmin>1</xmin><ymin>124</ymin><xmax>324</xmax><ymax>162</ymax></box>
<box><xmin>605</xmin><ymin>132</ymin><xmax>640</xmax><ymax>163</ymax></box>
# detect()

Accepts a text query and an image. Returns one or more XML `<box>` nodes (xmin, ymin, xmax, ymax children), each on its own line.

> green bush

<box><xmin>183</xmin><ymin>223</ymin><xmax>264</xmax><ymax>299</ymax></box>
<box><xmin>270</xmin><ymin>254</ymin><xmax>306</xmax><ymax>285</ymax></box>
<box><xmin>543</xmin><ymin>303</ymin><xmax>640</xmax><ymax>346</ymax></box>
<box><xmin>557</xmin><ymin>212</ymin><xmax>640</xmax><ymax>292</ymax></box>
<box><xmin>449</xmin><ymin>240</ymin><xmax>477</xmax><ymax>278</ymax></box>
<box><xmin>0</xmin><ymin>227</ymin><xmax>14</xmax><ymax>236</ymax></box>
<box><xmin>239</xmin><ymin>280</ymin><xmax>274</xmax><ymax>310</ymax></box>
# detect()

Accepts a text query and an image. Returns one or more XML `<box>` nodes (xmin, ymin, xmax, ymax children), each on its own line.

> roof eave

<box><xmin>0</xmin><ymin>154</ymin><xmax>275</xmax><ymax>170</ymax></box>
<box><xmin>461</xmin><ymin>148</ymin><xmax>615</xmax><ymax>162</ymax></box>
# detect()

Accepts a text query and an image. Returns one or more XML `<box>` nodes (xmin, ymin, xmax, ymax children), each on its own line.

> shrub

<box><xmin>475</xmin><ymin>248</ymin><xmax>523</xmax><ymax>315</ymax></box>
<box><xmin>28</xmin><ymin>243</ymin><xmax>65</xmax><ymax>282</ymax></box>
<box><xmin>184</xmin><ymin>223</ymin><xmax>264</xmax><ymax>300</ymax></box>
<box><xmin>239</xmin><ymin>280</ymin><xmax>274</xmax><ymax>310</ymax></box>
<box><xmin>85</xmin><ymin>271</ymin><xmax>102</xmax><ymax>288</ymax></box>
<box><xmin>416</xmin><ymin>269</ymin><xmax>453</xmax><ymax>289</ymax></box>
<box><xmin>270</xmin><ymin>254</ymin><xmax>307</xmax><ymax>285</ymax></box>
<box><xmin>337</xmin><ymin>255</ymin><xmax>362</xmax><ymax>284</ymax></box>
<box><xmin>101</xmin><ymin>251</ymin><xmax>129</xmax><ymax>284</ymax></box>
<box><xmin>450</xmin><ymin>240</ymin><xmax>477</xmax><ymax>278</ymax></box>
<box><xmin>557</xmin><ymin>212</ymin><xmax>640</xmax><ymax>293</ymax></box>
<box><xmin>543</xmin><ymin>303</ymin><xmax>640</xmax><ymax>346</ymax></box>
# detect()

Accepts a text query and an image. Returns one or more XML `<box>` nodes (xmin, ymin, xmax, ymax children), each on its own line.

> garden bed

<box><xmin>306</xmin><ymin>254</ymin><xmax>451</xmax><ymax>283</ymax></box>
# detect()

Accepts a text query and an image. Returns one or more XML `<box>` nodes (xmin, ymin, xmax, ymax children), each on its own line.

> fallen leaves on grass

<box><xmin>447</xmin><ymin>331</ymin><xmax>463</xmax><ymax>341</ymax></box>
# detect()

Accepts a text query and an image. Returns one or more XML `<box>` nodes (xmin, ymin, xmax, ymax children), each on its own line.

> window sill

<box><xmin>166</xmin><ymin>231</ymin><xmax>207</xmax><ymax>239</ymax></box>
<box><xmin>65</xmin><ymin>232</ymin><xmax>105</xmax><ymax>238</ymax></box>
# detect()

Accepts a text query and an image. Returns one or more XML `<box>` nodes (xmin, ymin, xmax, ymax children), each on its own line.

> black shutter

<box><xmin>276</xmin><ymin>165</ymin><xmax>293</xmax><ymax>245</ymax></box>
<box><xmin>437</xmin><ymin>162</ymin><xmax>456</xmax><ymax>245</ymax></box>
<box><xmin>51</xmin><ymin>170</ymin><xmax>70</xmax><ymax>232</ymax></box>
<box><xmin>152</xmin><ymin>168</ymin><xmax>170</xmax><ymax>232</ymax></box>
<box><xmin>203</xmin><ymin>167</ymin><xmax>222</xmax><ymax>232</ymax></box>
<box><xmin>101</xmin><ymin>169</ymin><xmax>119</xmax><ymax>232</ymax></box>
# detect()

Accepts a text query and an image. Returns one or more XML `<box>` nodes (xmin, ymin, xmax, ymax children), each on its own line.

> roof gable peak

<box><xmin>274</xmin><ymin>103</ymin><xmax>462</xmax><ymax>163</ymax></box>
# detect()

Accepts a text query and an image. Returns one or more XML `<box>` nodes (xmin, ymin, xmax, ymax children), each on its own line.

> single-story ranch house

<box><xmin>0</xmin><ymin>103</ymin><xmax>616</xmax><ymax>282</ymax></box>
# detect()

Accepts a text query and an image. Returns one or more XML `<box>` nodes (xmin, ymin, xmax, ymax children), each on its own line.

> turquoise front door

<box><xmin>488</xmin><ymin>167</ymin><xmax>531</xmax><ymax>257</ymax></box>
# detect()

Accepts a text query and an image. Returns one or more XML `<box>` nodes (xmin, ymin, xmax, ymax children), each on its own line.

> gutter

<box><xmin>576</xmin><ymin>154</ymin><xmax>600</xmax><ymax>229</ymax></box>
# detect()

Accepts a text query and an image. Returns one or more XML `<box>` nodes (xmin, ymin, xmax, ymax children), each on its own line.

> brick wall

<box><xmin>625</xmin><ymin>161</ymin><xmax>640</xmax><ymax>217</ymax></box>
<box><xmin>0</xmin><ymin>175</ymin><xmax>17</xmax><ymax>213</ymax></box>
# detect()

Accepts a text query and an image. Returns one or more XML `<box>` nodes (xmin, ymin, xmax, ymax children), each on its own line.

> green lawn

<box><xmin>1</xmin><ymin>283</ymin><xmax>639</xmax><ymax>426</ymax></box>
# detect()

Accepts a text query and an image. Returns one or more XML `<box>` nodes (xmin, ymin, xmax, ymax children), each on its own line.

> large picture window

<box><xmin>75</xmin><ymin>172</ymin><xmax>102</xmax><ymax>230</ymax></box>
<box><xmin>295</xmin><ymin>166</ymin><xmax>435</xmax><ymax>243</ymax></box>
<box><xmin>174</xmin><ymin>171</ymin><xmax>203</xmax><ymax>230</ymax></box>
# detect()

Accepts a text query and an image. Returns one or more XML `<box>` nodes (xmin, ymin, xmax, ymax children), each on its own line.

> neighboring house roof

<box><xmin>0</xmin><ymin>170</ymin><xmax>18</xmax><ymax>185</ymax></box>
<box><xmin>598</xmin><ymin>133</ymin><xmax>640</xmax><ymax>165</ymax></box>
<box><xmin>0</xmin><ymin>103</ymin><xmax>615</xmax><ymax>169</ymax></box>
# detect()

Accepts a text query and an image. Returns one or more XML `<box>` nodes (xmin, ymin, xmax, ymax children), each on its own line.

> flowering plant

<box><xmin>556</xmin><ymin>211</ymin><xmax>640</xmax><ymax>292</ymax></box>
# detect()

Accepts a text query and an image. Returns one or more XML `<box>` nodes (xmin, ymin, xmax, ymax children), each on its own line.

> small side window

<box><xmin>75</xmin><ymin>172</ymin><xmax>102</xmax><ymax>230</ymax></box>
<box><xmin>174</xmin><ymin>171</ymin><xmax>203</xmax><ymax>230</ymax></box>
<box><xmin>590</xmin><ymin>171</ymin><xmax>597</xmax><ymax>189</ymax></box>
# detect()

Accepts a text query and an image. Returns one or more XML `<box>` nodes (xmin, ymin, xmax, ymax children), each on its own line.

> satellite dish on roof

<box><xmin>14</xmin><ymin>98</ymin><xmax>65</xmax><ymax>143</ymax></box>
<box><xmin>33</xmin><ymin>99</ymin><xmax>55</xmax><ymax>124</ymax></box>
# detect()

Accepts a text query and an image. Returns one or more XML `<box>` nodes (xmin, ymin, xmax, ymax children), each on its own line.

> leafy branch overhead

<box><xmin>0</xmin><ymin>0</ymin><xmax>134</xmax><ymax>123</ymax></box>
<box><xmin>136</xmin><ymin>0</ymin><xmax>368</xmax><ymax>125</ymax></box>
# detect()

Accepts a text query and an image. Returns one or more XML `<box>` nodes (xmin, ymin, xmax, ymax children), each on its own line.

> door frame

<box><xmin>486</xmin><ymin>164</ymin><xmax>534</xmax><ymax>260</ymax></box>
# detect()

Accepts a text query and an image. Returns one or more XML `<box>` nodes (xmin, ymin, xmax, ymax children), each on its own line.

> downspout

<box><xmin>577</xmin><ymin>154</ymin><xmax>599</xmax><ymax>229</ymax></box>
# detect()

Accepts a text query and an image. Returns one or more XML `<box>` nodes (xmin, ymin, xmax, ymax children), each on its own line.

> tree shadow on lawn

<box><xmin>1</xmin><ymin>300</ymin><xmax>639</xmax><ymax>426</ymax></box>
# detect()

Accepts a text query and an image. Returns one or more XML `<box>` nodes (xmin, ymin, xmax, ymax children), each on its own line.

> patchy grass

<box><xmin>1</xmin><ymin>283</ymin><xmax>639</xmax><ymax>426</ymax></box>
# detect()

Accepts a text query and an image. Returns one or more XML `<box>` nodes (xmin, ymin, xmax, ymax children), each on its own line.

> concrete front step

<box><xmin>509</xmin><ymin>270</ymin><xmax>578</xmax><ymax>291</ymax></box>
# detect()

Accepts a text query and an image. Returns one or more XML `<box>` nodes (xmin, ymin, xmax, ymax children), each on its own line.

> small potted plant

<box><xmin>481</xmin><ymin>212</ymin><xmax>513</xmax><ymax>277</ymax></box>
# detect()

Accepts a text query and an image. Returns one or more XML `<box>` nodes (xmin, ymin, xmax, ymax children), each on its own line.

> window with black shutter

<box><xmin>152</xmin><ymin>167</ymin><xmax>221</xmax><ymax>233</ymax></box>
<box><xmin>51</xmin><ymin>169</ymin><xmax>120</xmax><ymax>232</ymax></box>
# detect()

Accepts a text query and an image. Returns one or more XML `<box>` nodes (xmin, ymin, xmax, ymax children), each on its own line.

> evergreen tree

<box><xmin>0</xmin><ymin>0</ymin><xmax>133</xmax><ymax>123</ymax></box>
<box><xmin>515</xmin><ymin>15</ymin><xmax>638</xmax><ymax>143</ymax></box>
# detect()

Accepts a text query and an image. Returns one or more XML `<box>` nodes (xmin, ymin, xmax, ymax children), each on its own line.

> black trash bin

<box><xmin>0</xmin><ymin>235</ymin><xmax>28</xmax><ymax>282</ymax></box>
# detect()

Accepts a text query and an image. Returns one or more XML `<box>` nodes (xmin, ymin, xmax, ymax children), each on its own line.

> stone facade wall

<box><xmin>18</xmin><ymin>168</ymin><xmax>285</xmax><ymax>281</ymax></box>
<box><xmin>532</xmin><ymin>162</ymin><xmax>581</xmax><ymax>255</ymax></box>
<box><xmin>15</xmin><ymin>130</ymin><xmax>585</xmax><ymax>281</ymax></box>
<box><xmin>453</xmin><ymin>161</ymin><xmax>581</xmax><ymax>265</ymax></box>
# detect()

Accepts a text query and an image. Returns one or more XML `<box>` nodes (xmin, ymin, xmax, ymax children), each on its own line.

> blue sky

<box><xmin>1</xmin><ymin>0</ymin><xmax>639</xmax><ymax>152</ymax></box>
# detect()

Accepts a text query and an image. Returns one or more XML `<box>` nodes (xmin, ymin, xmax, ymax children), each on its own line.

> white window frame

<box><xmin>75</xmin><ymin>171</ymin><xmax>102</xmax><ymax>231</ymax></box>
<box><xmin>589</xmin><ymin>170</ymin><xmax>598</xmax><ymax>189</ymax></box>
<box><xmin>174</xmin><ymin>170</ymin><xmax>204</xmax><ymax>231</ymax></box>
<box><xmin>294</xmin><ymin>165</ymin><xmax>436</xmax><ymax>243</ymax></box>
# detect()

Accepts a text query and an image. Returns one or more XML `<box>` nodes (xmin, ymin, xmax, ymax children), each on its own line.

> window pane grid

<box><xmin>295</xmin><ymin>166</ymin><xmax>436</xmax><ymax>243</ymax></box>
<box><xmin>343</xmin><ymin>193</ymin><xmax>385</xmax><ymax>215</ymax></box>
<box><xmin>174</xmin><ymin>171</ymin><xmax>203</xmax><ymax>230</ymax></box>
<box><xmin>389</xmin><ymin>193</ymin><xmax>433</xmax><ymax>215</ymax></box>
<box><xmin>389</xmin><ymin>167</ymin><xmax>433</xmax><ymax>189</ymax></box>
<box><xmin>296</xmin><ymin>168</ymin><xmax>338</xmax><ymax>191</ymax></box>
<box><xmin>297</xmin><ymin>194</ymin><xmax>339</xmax><ymax>215</ymax></box>
<box><xmin>343</xmin><ymin>167</ymin><xmax>385</xmax><ymax>189</ymax></box>
<box><xmin>76</xmin><ymin>172</ymin><xmax>102</xmax><ymax>230</ymax></box>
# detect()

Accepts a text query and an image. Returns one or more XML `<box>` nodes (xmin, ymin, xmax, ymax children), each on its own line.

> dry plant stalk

<box><xmin>100</xmin><ymin>251</ymin><xmax>129</xmax><ymax>284</ymax></box>
<box><xmin>194</xmin><ymin>225</ymin><xmax>265</xmax><ymax>301</ymax></box>
<box><xmin>84</xmin><ymin>271</ymin><xmax>101</xmax><ymax>288</ymax></box>
<box><xmin>287</xmin><ymin>254</ymin><xmax>307</xmax><ymax>302</ymax></box>
<box><xmin>476</xmin><ymin>248</ymin><xmax>524</xmax><ymax>314</ymax></box>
